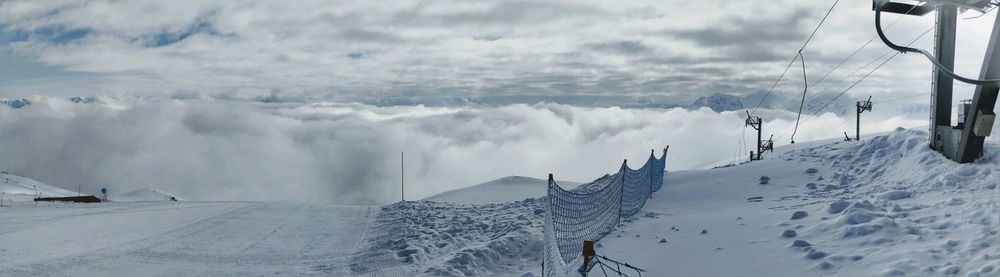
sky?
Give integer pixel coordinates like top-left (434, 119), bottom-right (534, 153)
top-left (0, 0), bottom-right (995, 103)
top-left (0, 0), bottom-right (997, 204)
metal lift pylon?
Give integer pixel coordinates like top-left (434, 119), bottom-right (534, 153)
top-left (856, 96), bottom-right (872, 141)
top-left (745, 111), bottom-right (765, 161)
top-left (874, 0), bottom-right (1000, 163)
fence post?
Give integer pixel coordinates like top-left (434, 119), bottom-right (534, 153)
top-left (649, 149), bottom-right (655, 198)
top-left (618, 159), bottom-right (627, 226)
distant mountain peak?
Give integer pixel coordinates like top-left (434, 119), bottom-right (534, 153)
top-left (689, 93), bottom-right (744, 112)
top-left (0, 98), bottom-right (31, 109)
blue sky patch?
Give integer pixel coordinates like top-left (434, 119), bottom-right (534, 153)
top-left (0, 27), bottom-right (90, 45)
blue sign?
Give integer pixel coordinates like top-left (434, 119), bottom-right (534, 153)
top-left (101, 187), bottom-right (107, 194)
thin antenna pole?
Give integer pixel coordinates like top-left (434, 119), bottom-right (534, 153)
top-left (401, 151), bottom-right (405, 202)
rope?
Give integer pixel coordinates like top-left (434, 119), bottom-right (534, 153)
top-left (763, 3), bottom-right (918, 122)
top-left (751, 0), bottom-right (841, 115)
top-left (790, 51), bottom-right (808, 144)
top-left (775, 26), bottom-right (933, 142)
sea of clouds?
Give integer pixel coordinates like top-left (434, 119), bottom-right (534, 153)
top-left (0, 97), bottom-right (924, 204)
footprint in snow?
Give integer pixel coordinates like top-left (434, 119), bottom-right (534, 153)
top-left (790, 211), bottom-right (809, 220)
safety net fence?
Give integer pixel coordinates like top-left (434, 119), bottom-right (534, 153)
top-left (543, 147), bottom-right (668, 276)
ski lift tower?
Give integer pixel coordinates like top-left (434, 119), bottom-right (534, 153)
top-left (874, 0), bottom-right (1000, 163)
top-left (745, 111), bottom-right (763, 161)
top-left (856, 96), bottom-right (873, 141)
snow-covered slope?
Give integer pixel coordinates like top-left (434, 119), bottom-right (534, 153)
top-left (0, 202), bottom-right (377, 276)
top-left (425, 176), bottom-right (581, 204)
top-left (594, 128), bottom-right (1000, 276)
top-left (0, 172), bottom-right (76, 202)
top-left (114, 188), bottom-right (183, 202)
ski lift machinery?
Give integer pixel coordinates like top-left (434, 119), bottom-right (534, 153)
top-left (873, 0), bottom-right (1000, 163)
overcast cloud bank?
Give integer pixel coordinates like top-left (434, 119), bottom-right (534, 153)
top-left (0, 98), bottom-right (923, 204)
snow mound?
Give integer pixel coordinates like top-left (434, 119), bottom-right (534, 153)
top-left (425, 176), bottom-right (580, 205)
top-left (114, 188), bottom-right (182, 202)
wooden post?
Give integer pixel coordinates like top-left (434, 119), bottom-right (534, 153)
top-left (580, 240), bottom-right (597, 274)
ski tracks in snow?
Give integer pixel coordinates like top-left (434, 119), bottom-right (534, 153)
top-left (0, 202), bottom-right (378, 276)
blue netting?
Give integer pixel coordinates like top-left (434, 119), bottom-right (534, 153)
top-left (542, 147), bottom-right (668, 277)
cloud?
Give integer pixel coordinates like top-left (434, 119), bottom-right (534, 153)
top-left (663, 8), bottom-right (811, 49)
top-left (583, 40), bottom-right (651, 55)
top-left (0, 98), bottom-right (925, 205)
top-left (1, 0), bottom-right (990, 107)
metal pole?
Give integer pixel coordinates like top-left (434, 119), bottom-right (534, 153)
top-left (857, 104), bottom-right (861, 141)
top-left (399, 151), bottom-right (406, 202)
top-left (931, 3), bottom-right (957, 150)
top-left (757, 120), bottom-right (764, 160)
top-left (957, 9), bottom-right (1000, 162)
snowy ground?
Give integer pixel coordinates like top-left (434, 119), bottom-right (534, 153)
top-left (599, 128), bottom-right (1000, 277)
top-left (1, 201), bottom-right (377, 276)
top-left (4, 127), bottom-right (1000, 276)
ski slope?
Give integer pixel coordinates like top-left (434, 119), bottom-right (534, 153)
top-left (114, 188), bottom-right (183, 202)
top-left (1, 172), bottom-right (77, 201)
top-left (1, 202), bottom-right (378, 276)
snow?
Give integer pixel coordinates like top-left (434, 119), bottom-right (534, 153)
top-left (352, 200), bottom-right (546, 276)
top-left (5, 127), bottom-right (1000, 276)
top-left (592, 128), bottom-right (1000, 276)
top-left (1, 202), bottom-right (378, 276)
top-left (425, 176), bottom-right (580, 205)
top-left (0, 172), bottom-right (77, 205)
top-left (114, 188), bottom-right (183, 202)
